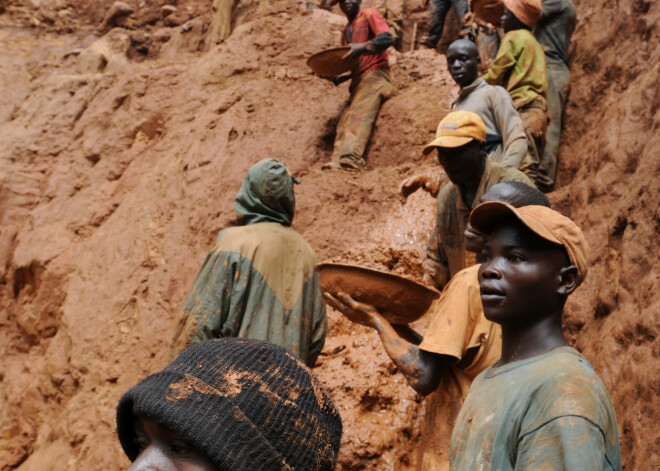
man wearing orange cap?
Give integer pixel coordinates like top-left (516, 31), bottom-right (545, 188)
top-left (420, 110), bottom-right (532, 290)
top-left (325, 181), bottom-right (551, 471)
top-left (450, 203), bottom-right (621, 470)
top-left (483, 0), bottom-right (548, 188)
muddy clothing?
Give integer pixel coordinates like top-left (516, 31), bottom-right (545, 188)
top-left (537, 63), bottom-right (569, 191)
top-left (332, 9), bottom-right (394, 167)
top-left (450, 346), bottom-right (622, 471)
top-left (484, 29), bottom-right (548, 185)
top-left (452, 78), bottom-right (528, 168)
top-left (169, 159), bottom-right (327, 367)
top-left (208, 0), bottom-right (234, 46)
top-left (361, 0), bottom-right (405, 42)
top-left (424, 159), bottom-right (533, 289)
top-left (332, 68), bottom-right (395, 166)
top-left (427, 0), bottom-right (469, 47)
top-left (483, 29), bottom-right (548, 109)
top-left (342, 8), bottom-right (393, 78)
top-left (417, 265), bottom-right (502, 471)
top-left (534, 0), bottom-right (577, 191)
top-left (534, 0), bottom-right (577, 66)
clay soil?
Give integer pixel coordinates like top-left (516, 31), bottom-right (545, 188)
top-left (0, 1), bottom-right (658, 470)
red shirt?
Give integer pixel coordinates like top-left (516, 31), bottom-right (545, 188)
top-left (341, 8), bottom-right (390, 78)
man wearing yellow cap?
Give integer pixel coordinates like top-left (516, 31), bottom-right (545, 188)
top-left (483, 0), bottom-right (548, 187)
top-left (450, 203), bottom-right (621, 470)
top-left (421, 110), bottom-right (532, 290)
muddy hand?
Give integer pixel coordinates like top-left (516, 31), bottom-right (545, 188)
top-left (342, 43), bottom-right (366, 60)
top-left (323, 292), bottom-right (379, 328)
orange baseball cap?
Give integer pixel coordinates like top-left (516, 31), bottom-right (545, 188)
top-left (469, 202), bottom-right (590, 285)
top-left (423, 111), bottom-right (487, 155)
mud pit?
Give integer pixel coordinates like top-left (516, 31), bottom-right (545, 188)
top-left (0, 1), bottom-right (658, 470)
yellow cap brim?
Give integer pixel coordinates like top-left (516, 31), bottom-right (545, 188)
top-left (469, 202), bottom-right (561, 244)
top-left (422, 135), bottom-right (475, 155)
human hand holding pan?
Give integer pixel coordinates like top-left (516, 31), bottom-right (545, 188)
top-left (317, 263), bottom-right (440, 325)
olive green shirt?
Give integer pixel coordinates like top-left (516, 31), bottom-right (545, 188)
top-left (424, 159), bottom-right (533, 289)
top-left (483, 29), bottom-right (548, 109)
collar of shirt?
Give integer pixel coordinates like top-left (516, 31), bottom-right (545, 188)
top-left (453, 78), bottom-right (486, 107)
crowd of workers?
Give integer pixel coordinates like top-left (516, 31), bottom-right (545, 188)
top-left (115, 1), bottom-right (623, 470)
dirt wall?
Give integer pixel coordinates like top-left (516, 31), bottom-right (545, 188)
top-left (0, 0), bottom-right (658, 470)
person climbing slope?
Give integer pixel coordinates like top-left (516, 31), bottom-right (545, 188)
top-left (450, 202), bottom-right (621, 470)
top-left (326, 181), bottom-right (550, 471)
top-left (168, 159), bottom-right (327, 367)
top-left (321, 0), bottom-right (395, 170)
top-left (483, 0), bottom-right (548, 187)
top-left (117, 338), bottom-right (342, 470)
top-left (533, 0), bottom-right (577, 192)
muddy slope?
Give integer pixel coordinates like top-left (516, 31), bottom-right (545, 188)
top-left (0, 1), bottom-right (658, 470)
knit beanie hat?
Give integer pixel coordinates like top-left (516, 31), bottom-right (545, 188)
top-left (116, 338), bottom-right (342, 470)
top-left (503, 0), bottom-right (542, 28)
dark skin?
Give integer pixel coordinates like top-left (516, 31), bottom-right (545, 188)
top-left (479, 221), bottom-right (578, 365)
top-left (501, 7), bottom-right (531, 33)
top-left (446, 39), bottom-right (481, 88)
top-left (325, 183), bottom-right (529, 396)
top-left (129, 416), bottom-right (217, 471)
top-left (436, 141), bottom-right (487, 208)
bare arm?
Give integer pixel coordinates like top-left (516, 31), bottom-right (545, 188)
top-left (324, 292), bottom-right (452, 396)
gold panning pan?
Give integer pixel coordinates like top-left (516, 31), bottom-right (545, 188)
top-left (307, 46), bottom-right (358, 76)
top-left (317, 262), bottom-right (440, 324)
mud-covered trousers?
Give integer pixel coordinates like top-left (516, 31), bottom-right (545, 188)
top-left (333, 68), bottom-right (395, 168)
top-left (428, 0), bottom-right (468, 45)
top-left (537, 60), bottom-right (570, 192)
top-left (518, 97), bottom-right (548, 188)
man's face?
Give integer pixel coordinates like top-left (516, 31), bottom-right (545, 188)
top-left (339, 0), bottom-right (360, 18)
top-left (128, 416), bottom-right (217, 471)
top-left (478, 222), bottom-right (567, 326)
top-left (446, 43), bottom-right (480, 87)
top-left (435, 141), bottom-right (484, 186)
top-left (501, 7), bottom-right (518, 33)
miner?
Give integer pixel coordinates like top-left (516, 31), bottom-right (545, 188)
top-left (321, 0), bottom-right (395, 170)
top-left (449, 202), bottom-right (621, 470)
top-left (533, 0), bottom-right (577, 192)
top-left (117, 338), bottom-right (342, 470)
top-left (168, 159), bottom-right (327, 367)
top-left (483, 0), bottom-right (548, 187)
top-left (420, 0), bottom-right (469, 49)
top-left (414, 111), bottom-right (532, 290)
top-left (325, 181), bottom-right (550, 470)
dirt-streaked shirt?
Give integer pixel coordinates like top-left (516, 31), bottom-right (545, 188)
top-left (534, 0), bottom-right (577, 66)
top-left (483, 29), bottom-right (548, 108)
top-left (452, 78), bottom-right (528, 168)
top-left (424, 159), bottom-right (533, 289)
top-left (169, 222), bottom-right (327, 367)
top-left (342, 8), bottom-right (391, 78)
top-left (450, 346), bottom-right (622, 471)
top-left (416, 265), bottom-right (502, 470)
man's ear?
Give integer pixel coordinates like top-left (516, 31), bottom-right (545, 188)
top-left (476, 54), bottom-right (482, 67)
top-left (557, 266), bottom-right (579, 296)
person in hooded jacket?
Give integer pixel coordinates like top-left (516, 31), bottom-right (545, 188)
top-left (168, 159), bottom-right (327, 367)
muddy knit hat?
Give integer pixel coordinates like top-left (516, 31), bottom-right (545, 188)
top-left (116, 338), bottom-right (342, 470)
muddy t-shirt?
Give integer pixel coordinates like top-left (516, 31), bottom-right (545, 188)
top-left (342, 8), bottom-right (391, 78)
top-left (450, 346), bottom-right (622, 470)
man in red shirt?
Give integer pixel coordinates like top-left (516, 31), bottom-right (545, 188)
top-left (322, 0), bottom-right (395, 170)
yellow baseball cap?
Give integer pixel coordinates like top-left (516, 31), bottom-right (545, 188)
top-left (469, 202), bottom-right (590, 286)
top-left (423, 111), bottom-right (487, 155)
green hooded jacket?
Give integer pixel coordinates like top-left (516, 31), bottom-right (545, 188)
top-left (169, 159), bottom-right (327, 366)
